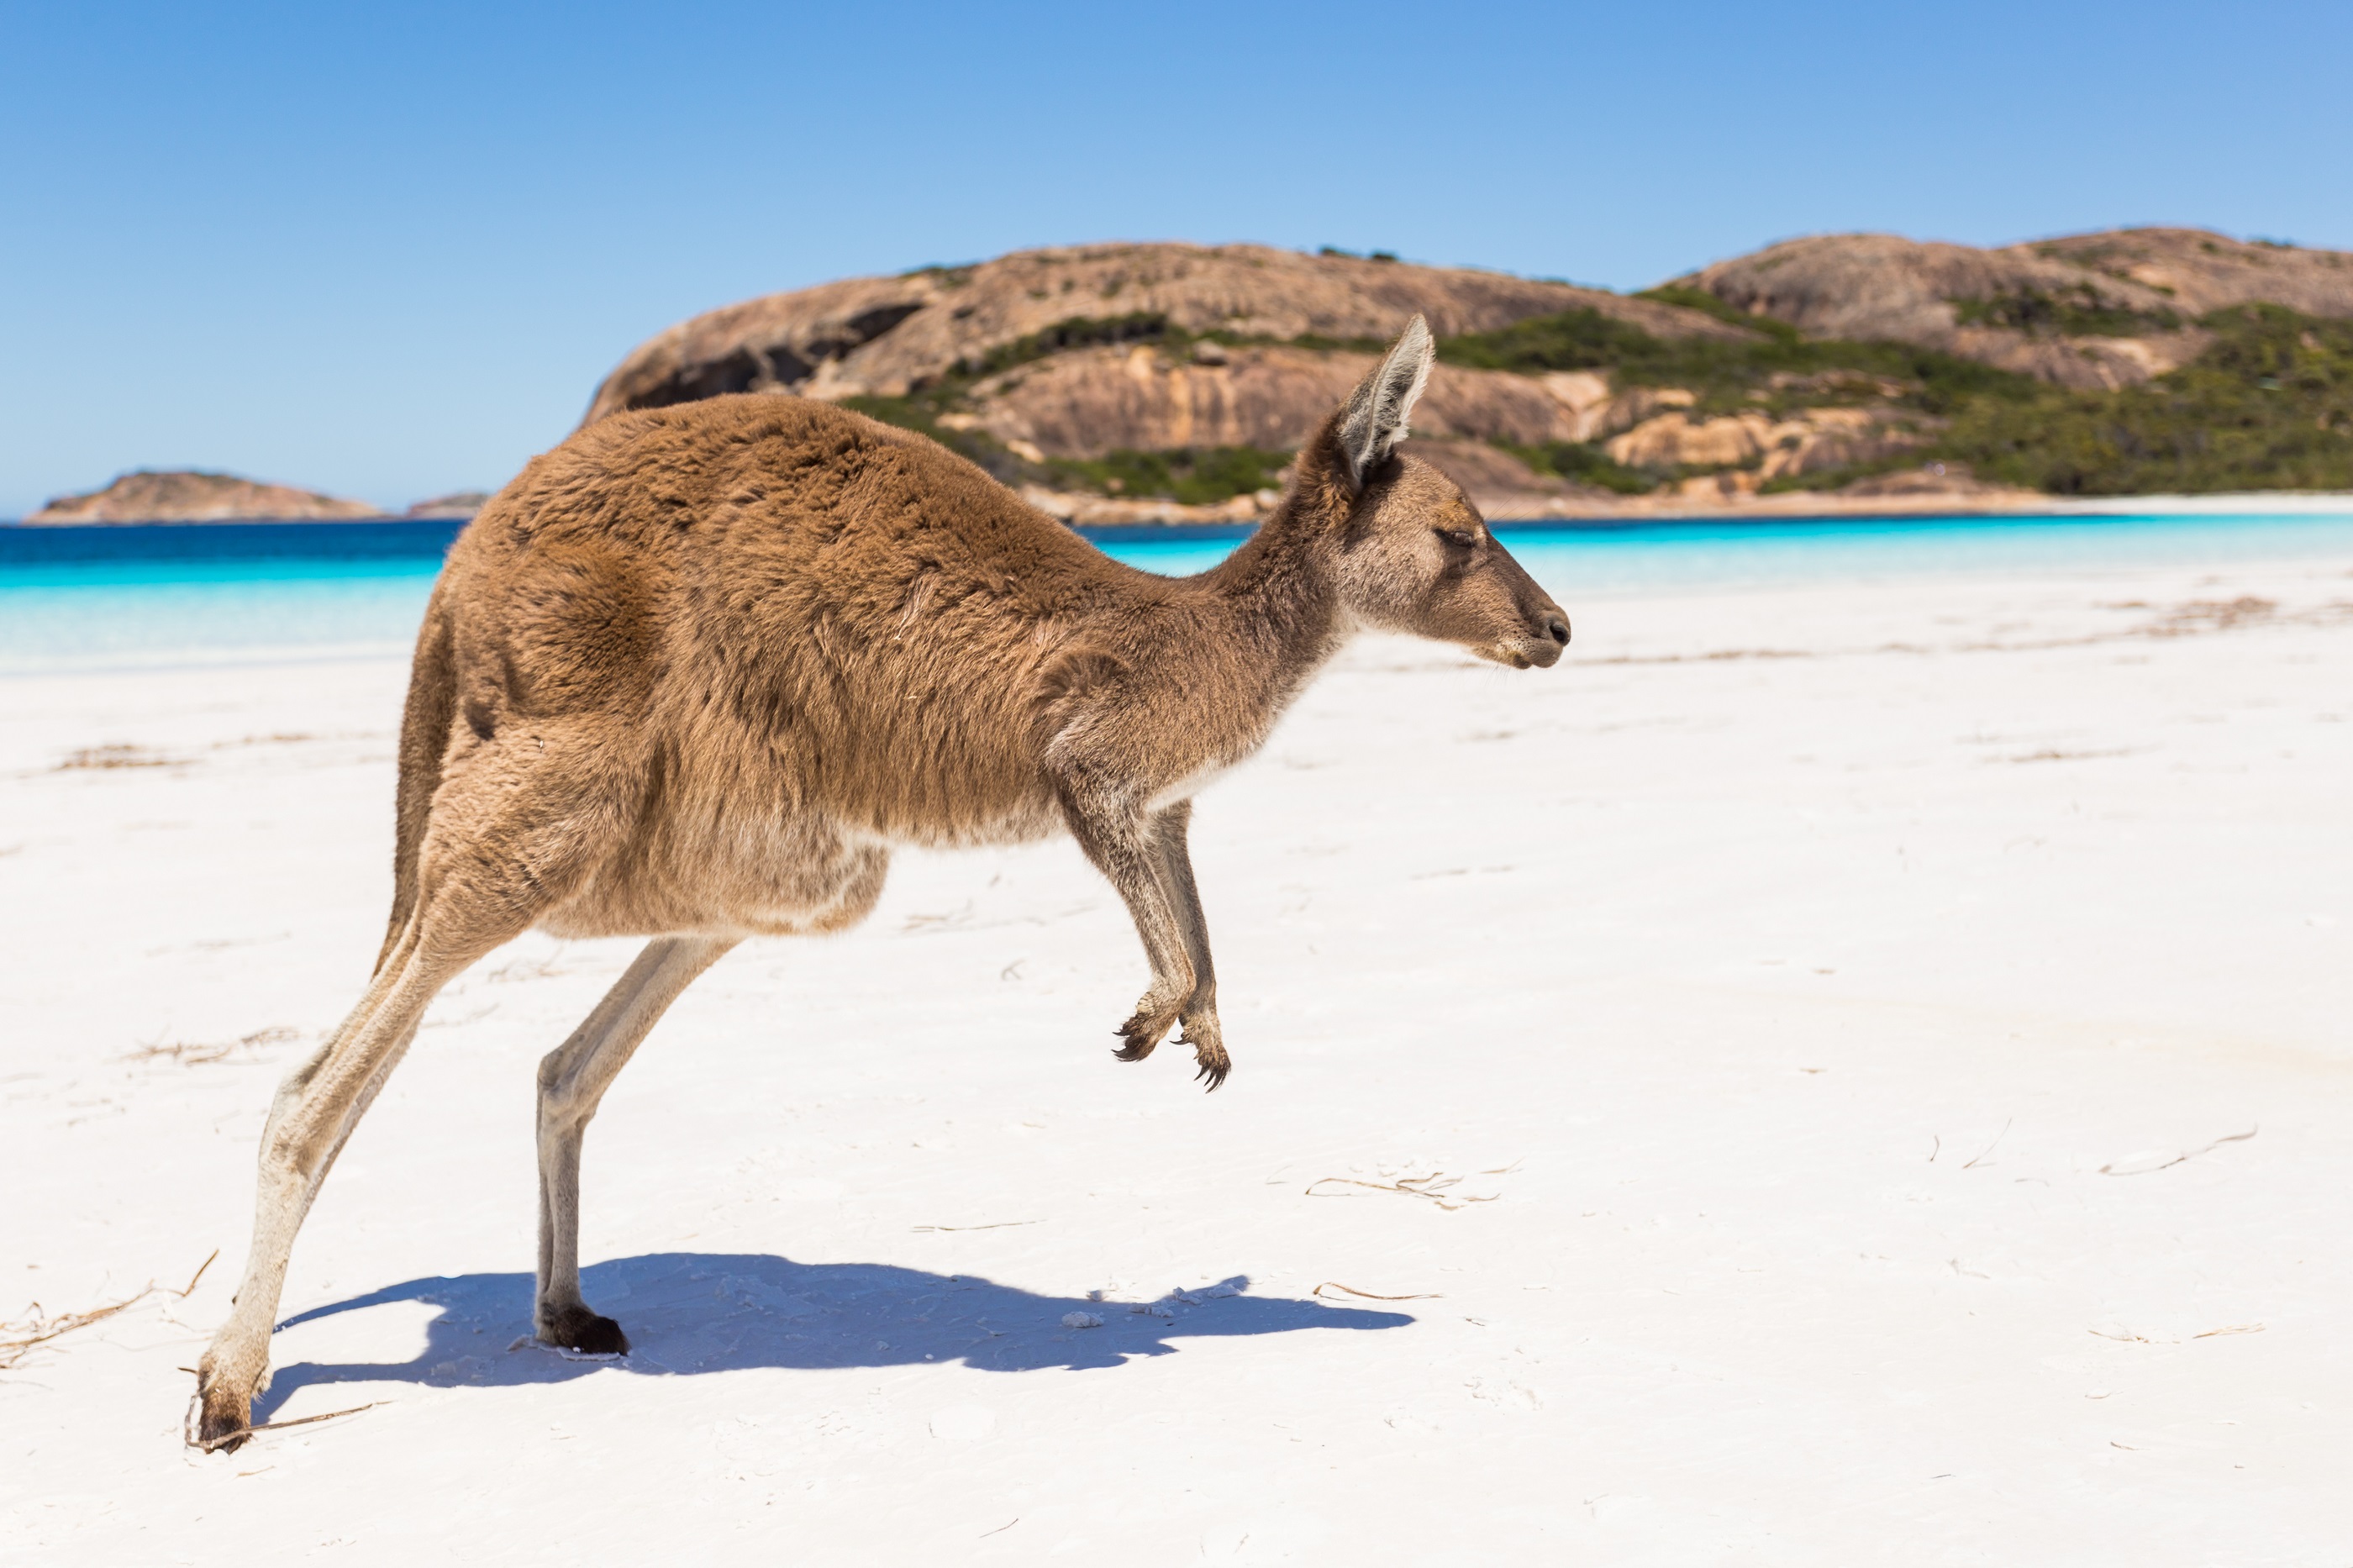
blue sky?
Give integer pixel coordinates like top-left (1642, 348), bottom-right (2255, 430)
top-left (3, 0), bottom-right (2348, 516)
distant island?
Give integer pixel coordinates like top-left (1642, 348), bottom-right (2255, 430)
top-left (20, 471), bottom-right (488, 525)
top-left (401, 490), bottom-right (492, 519)
top-left (583, 229), bottom-right (2353, 521)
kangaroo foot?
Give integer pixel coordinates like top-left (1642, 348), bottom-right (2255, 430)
top-left (191, 1359), bottom-right (256, 1453)
top-left (1113, 1001), bottom-right (1179, 1064)
top-left (192, 1375), bottom-right (255, 1450)
top-left (1179, 1017), bottom-right (1231, 1092)
top-left (538, 1302), bottom-right (630, 1355)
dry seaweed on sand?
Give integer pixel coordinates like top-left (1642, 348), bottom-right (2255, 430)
top-left (2100, 1127), bottom-right (2256, 1176)
top-left (184, 1400), bottom-right (384, 1454)
top-left (0, 1250), bottom-right (215, 1372)
top-left (1304, 1163), bottom-right (1514, 1211)
top-left (123, 1025), bottom-right (300, 1067)
top-left (1313, 1282), bottom-right (1443, 1302)
top-left (53, 743), bottom-right (185, 771)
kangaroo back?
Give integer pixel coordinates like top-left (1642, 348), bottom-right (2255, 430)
top-left (378, 584), bottom-right (456, 973)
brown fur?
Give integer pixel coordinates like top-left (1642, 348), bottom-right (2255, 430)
top-left (193, 320), bottom-right (1567, 1449)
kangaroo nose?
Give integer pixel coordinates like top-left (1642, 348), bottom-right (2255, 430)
top-left (1544, 613), bottom-right (1571, 647)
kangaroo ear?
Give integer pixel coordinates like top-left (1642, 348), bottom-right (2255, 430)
top-left (1335, 314), bottom-right (1434, 490)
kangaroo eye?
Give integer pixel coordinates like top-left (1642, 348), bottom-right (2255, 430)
top-left (1435, 526), bottom-right (1479, 549)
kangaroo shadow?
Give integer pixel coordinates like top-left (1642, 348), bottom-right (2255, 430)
top-left (255, 1252), bottom-right (1411, 1422)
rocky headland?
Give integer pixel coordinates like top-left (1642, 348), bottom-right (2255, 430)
top-left (582, 243), bottom-right (1748, 421)
top-left (18, 473), bottom-right (496, 525)
top-left (585, 232), bottom-right (2353, 521)
top-left (24, 471), bottom-right (387, 524)
top-left (402, 491), bottom-right (492, 519)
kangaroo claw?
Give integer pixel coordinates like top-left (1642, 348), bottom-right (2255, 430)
top-left (1181, 1030), bottom-right (1231, 1092)
top-left (1113, 992), bottom-right (1184, 1064)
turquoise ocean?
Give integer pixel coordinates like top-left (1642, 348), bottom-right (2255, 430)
top-left (6, 510), bottom-right (2353, 676)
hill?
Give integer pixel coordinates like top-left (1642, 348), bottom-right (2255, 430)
top-left (583, 231), bottom-right (2353, 518)
top-left (582, 241), bottom-right (1746, 421)
top-left (24, 471), bottom-right (386, 524)
top-left (1669, 227), bottom-right (2353, 391)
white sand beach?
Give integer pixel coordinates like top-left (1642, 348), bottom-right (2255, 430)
top-left (3, 545), bottom-right (2350, 1562)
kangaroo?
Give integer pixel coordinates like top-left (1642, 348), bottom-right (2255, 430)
top-left (192, 316), bottom-right (1570, 1449)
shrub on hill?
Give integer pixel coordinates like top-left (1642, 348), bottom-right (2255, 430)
top-left (857, 302), bottom-right (2353, 502)
top-left (841, 384), bottom-right (1287, 508)
top-left (1929, 304), bottom-right (2353, 493)
top-left (838, 392), bottom-right (1032, 486)
top-left (959, 313), bottom-right (1176, 378)
top-left (1950, 284), bottom-right (2182, 337)
top-left (1045, 447), bottom-right (1291, 507)
top-left (1440, 305), bottom-right (2038, 418)
top-left (1494, 439), bottom-right (1661, 495)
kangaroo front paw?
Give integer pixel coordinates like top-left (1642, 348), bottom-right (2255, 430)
top-left (538, 1302), bottom-right (630, 1355)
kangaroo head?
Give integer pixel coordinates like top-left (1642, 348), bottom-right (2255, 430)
top-left (1298, 315), bottom-right (1571, 670)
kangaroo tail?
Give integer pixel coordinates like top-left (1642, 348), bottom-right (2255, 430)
top-left (379, 587), bottom-right (456, 974)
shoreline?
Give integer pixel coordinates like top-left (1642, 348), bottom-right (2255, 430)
top-left (1034, 486), bottom-right (2353, 529)
top-left (12, 510), bottom-right (2353, 678)
top-left (8, 489), bottom-right (2353, 540)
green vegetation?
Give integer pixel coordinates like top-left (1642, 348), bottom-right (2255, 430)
top-left (843, 317), bottom-right (1291, 505)
top-left (1497, 439), bottom-right (1661, 495)
top-left (835, 391), bottom-right (1032, 487)
top-left (1440, 307), bottom-right (1667, 372)
top-left (1448, 299), bottom-right (2353, 497)
top-left (1634, 284), bottom-right (1792, 336)
top-left (898, 262), bottom-right (976, 288)
top-left (1046, 446), bottom-right (1291, 507)
top-left (958, 312), bottom-right (1174, 377)
top-left (1749, 450), bottom-right (1922, 496)
top-left (1930, 305), bottom-right (2353, 493)
top-left (851, 299), bottom-right (2353, 503)
top-left (849, 310), bottom-right (1374, 502)
top-left (1950, 283), bottom-right (2180, 337)
top-left (1440, 305), bottom-right (2038, 418)
top-left (846, 313), bottom-right (1196, 486)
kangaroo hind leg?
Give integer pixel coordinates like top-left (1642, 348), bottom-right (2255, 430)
top-left (535, 934), bottom-right (737, 1353)
top-left (194, 903), bottom-right (534, 1450)
top-left (196, 727), bottom-right (637, 1450)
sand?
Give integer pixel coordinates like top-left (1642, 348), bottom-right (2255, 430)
top-left (3, 546), bottom-right (2350, 1563)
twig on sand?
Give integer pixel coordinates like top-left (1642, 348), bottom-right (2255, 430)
top-left (2193, 1323), bottom-right (2266, 1339)
top-left (185, 1400), bottom-right (384, 1453)
top-left (1305, 1172), bottom-right (1499, 1211)
top-left (2, 1294), bottom-right (148, 1372)
top-left (177, 1249), bottom-right (218, 1297)
top-left (1961, 1119), bottom-right (2012, 1170)
top-left (1313, 1281), bottom-right (1441, 1302)
top-left (55, 743), bottom-right (182, 771)
top-left (124, 1027), bottom-right (298, 1067)
top-left (2099, 1128), bottom-right (2257, 1176)
top-left (980, 1518), bottom-right (1019, 1539)
top-left (0, 1249), bottom-right (216, 1373)
top-left (912, 1221), bottom-right (1039, 1233)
